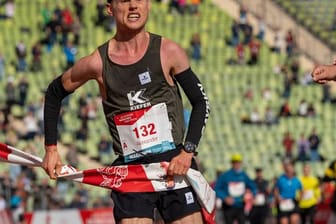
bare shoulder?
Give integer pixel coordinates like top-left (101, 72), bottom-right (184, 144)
top-left (161, 37), bottom-right (188, 60)
top-left (62, 49), bottom-right (103, 91)
top-left (79, 49), bottom-right (102, 77)
top-left (161, 37), bottom-right (190, 75)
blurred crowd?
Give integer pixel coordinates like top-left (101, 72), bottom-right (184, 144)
top-left (213, 154), bottom-right (335, 224)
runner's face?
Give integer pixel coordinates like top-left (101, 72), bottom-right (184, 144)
top-left (303, 165), bottom-right (310, 176)
top-left (108, 0), bottom-right (150, 32)
top-left (284, 163), bottom-right (294, 175)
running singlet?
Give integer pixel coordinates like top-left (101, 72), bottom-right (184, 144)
top-left (299, 175), bottom-right (320, 209)
top-left (98, 33), bottom-right (185, 161)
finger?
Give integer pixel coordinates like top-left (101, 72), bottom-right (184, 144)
top-left (48, 165), bottom-right (56, 179)
top-left (55, 164), bottom-right (63, 177)
top-left (166, 175), bottom-right (175, 188)
top-left (313, 68), bottom-right (324, 77)
top-left (167, 163), bottom-right (175, 176)
top-left (318, 80), bottom-right (328, 84)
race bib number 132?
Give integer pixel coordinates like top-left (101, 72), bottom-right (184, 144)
top-left (114, 103), bottom-right (175, 162)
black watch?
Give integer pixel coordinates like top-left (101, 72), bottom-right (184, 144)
top-left (183, 141), bottom-right (197, 155)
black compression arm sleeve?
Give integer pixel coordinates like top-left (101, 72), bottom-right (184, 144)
top-left (44, 75), bottom-right (73, 145)
top-left (175, 68), bottom-right (210, 146)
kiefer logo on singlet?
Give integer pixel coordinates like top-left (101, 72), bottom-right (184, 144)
top-left (127, 89), bottom-right (151, 110)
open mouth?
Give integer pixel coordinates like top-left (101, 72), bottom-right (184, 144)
top-left (128, 13), bottom-right (140, 21)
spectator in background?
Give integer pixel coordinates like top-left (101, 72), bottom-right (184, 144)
top-left (282, 67), bottom-right (292, 98)
top-left (282, 131), bottom-right (295, 159)
top-left (22, 111), bottom-right (39, 140)
top-left (5, 0), bottom-right (15, 19)
top-left (257, 16), bottom-right (266, 41)
top-left (18, 76), bottom-right (29, 107)
top-left (250, 108), bottom-right (261, 124)
top-left (239, 4), bottom-right (247, 25)
top-left (31, 41), bottom-right (43, 72)
top-left (290, 58), bottom-right (300, 84)
top-left (242, 22), bottom-right (253, 45)
top-left (215, 153), bottom-right (256, 224)
top-left (15, 40), bottom-right (27, 72)
top-left (285, 30), bottom-right (295, 58)
top-left (32, 178), bottom-right (53, 210)
top-left (86, 98), bottom-right (98, 120)
top-left (168, 0), bottom-right (179, 14)
top-left (178, 0), bottom-right (186, 15)
top-left (66, 144), bottom-right (79, 168)
top-left (43, 13), bottom-right (62, 52)
top-left (35, 97), bottom-right (45, 135)
top-left (40, 3), bottom-right (52, 28)
top-left (96, 0), bottom-right (107, 26)
top-left (53, 3), bottom-right (63, 24)
top-left (279, 101), bottom-right (292, 117)
top-left (236, 41), bottom-right (245, 65)
top-left (307, 103), bottom-right (316, 117)
top-left (189, 0), bottom-right (200, 15)
top-left (274, 159), bottom-right (302, 224)
top-left (60, 6), bottom-right (74, 45)
top-left (297, 133), bottom-right (310, 162)
top-left (98, 135), bottom-right (112, 162)
top-left (262, 87), bottom-right (272, 101)
top-left (249, 168), bottom-right (270, 224)
top-left (270, 29), bottom-right (282, 54)
top-left (321, 83), bottom-right (332, 103)
top-left (72, 15), bottom-right (82, 46)
top-left (76, 184), bottom-right (89, 209)
top-left (10, 189), bottom-right (24, 223)
top-left (297, 99), bottom-right (308, 117)
top-left (73, 0), bottom-right (84, 22)
top-left (0, 171), bottom-right (12, 204)
top-left (75, 125), bottom-right (88, 141)
top-left (190, 33), bottom-right (201, 61)
top-left (230, 20), bottom-right (240, 47)
top-left (0, 194), bottom-right (6, 211)
top-left (321, 159), bottom-right (336, 224)
top-left (0, 52), bottom-right (5, 81)
top-left (298, 163), bottom-right (321, 224)
top-left (63, 40), bottom-right (77, 70)
top-left (264, 106), bottom-right (277, 125)
top-left (248, 37), bottom-right (261, 65)
top-left (5, 76), bottom-right (16, 112)
top-left (308, 128), bottom-right (321, 162)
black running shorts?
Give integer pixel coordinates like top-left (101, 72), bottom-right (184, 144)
top-left (110, 148), bottom-right (202, 222)
top-left (111, 186), bottom-right (202, 222)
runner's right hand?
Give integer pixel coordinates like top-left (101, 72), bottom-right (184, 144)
top-left (42, 145), bottom-right (63, 179)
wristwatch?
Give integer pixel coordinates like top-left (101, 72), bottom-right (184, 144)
top-left (183, 141), bottom-right (197, 155)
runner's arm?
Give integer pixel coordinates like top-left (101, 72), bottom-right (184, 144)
top-left (44, 50), bottom-right (102, 146)
top-left (43, 50), bottom-right (102, 179)
top-left (164, 40), bottom-right (210, 148)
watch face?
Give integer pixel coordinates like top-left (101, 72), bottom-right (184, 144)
top-left (185, 142), bottom-right (196, 153)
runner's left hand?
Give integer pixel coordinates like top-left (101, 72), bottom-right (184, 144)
top-left (167, 150), bottom-right (193, 176)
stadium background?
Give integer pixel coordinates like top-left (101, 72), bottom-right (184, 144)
top-left (0, 0), bottom-right (336, 222)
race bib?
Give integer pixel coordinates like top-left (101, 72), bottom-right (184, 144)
top-left (279, 199), bottom-right (295, 212)
top-left (114, 103), bottom-right (175, 162)
top-left (302, 190), bottom-right (314, 200)
top-left (254, 193), bottom-right (266, 206)
top-left (228, 182), bottom-right (245, 197)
